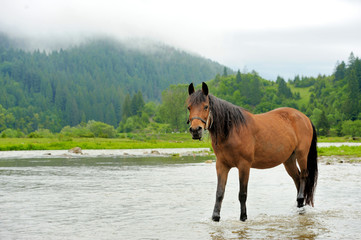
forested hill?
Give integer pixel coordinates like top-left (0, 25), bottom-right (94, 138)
top-left (0, 33), bottom-right (227, 132)
top-left (203, 53), bottom-right (361, 136)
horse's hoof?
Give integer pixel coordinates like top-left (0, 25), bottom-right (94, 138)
top-left (298, 207), bottom-right (306, 215)
top-left (297, 198), bottom-right (304, 208)
top-left (240, 215), bottom-right (247, 222)
top-left (212, 215), bottom-right (220, 222)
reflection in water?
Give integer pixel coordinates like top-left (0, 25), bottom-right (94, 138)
top-left (0, 156), bottom-right (360, 239)
top-left (217, 213), bottom-right (328, 240)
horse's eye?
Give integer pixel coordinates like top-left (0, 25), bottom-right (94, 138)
top-left (204, 105), bottom-right (208, 110)
top-left (187, 107), bottom-right (190, 111)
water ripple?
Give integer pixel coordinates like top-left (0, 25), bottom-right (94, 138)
top-left (0, 156), bottom-right (360, 239)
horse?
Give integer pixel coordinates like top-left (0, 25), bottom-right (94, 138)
top-left (187, 82), bottom-right (318, 222)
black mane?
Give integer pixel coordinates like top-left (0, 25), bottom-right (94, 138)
top-left (188, 90), bottom-right (247, 141)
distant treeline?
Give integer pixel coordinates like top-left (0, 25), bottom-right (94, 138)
top-left (1, 31), bottom-right (361, 137)
top-left (204, 53), bottom-right (361, 137)
top-left (0, 33), bottom-right (226, 133)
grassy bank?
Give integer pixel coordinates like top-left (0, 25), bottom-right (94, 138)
top-left (318, 136), bottom-right (361, 142)
top-left (318, 146), bottom-right (361, 157)
top-left (0, 134), bottom-right (360, 158)
top-left (0, 133), bottom-right (211, 151)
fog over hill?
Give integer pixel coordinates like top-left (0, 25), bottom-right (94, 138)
top-left (0, 33), bottom-right (228, 132)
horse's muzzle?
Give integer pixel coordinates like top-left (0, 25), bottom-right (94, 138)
top-left (189, 126), bottom-right (203, 140)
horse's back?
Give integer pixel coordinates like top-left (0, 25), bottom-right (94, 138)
top-left (251, 107), bottom-right (313, 169)
top-left (257, 107), bottom-right (312, 132)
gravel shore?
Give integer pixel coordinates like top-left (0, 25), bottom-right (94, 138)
top-left (0, 142), bottom-right (360, 160)
top-left (0, 148), bottom-right (212, 159)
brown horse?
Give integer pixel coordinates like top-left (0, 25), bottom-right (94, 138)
top-left (187, 82), bottom-right (318, 222)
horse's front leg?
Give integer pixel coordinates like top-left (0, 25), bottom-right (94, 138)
top-left (238, 163), bottom-right (250, 221)
top-left (212, 161), bottom-right (230, 222)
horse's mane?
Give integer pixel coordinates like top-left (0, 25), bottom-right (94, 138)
top-left (188, 90), bottom-right (247, 141)
top-left (209, 95), bottom-right (247, 141)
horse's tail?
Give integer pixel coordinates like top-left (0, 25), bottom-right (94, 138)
top-left (304, 122), bottom-right (318, 207)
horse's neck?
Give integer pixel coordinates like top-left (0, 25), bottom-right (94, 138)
top-left (209, 110), bottom-right (254, 147)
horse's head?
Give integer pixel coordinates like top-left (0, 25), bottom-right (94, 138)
top-left (187, 82), bottom-right (212, 140)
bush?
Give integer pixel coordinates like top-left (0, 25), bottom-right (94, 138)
top-left (60, 121), bottom-right (116, 138)
top-left (1, 129), bottom-right (25, 138)
top-left (342, 120), bottom-right (361, 137)
top-left (60, 125), bottom-right (94, 138)
top-left (87, 120), bottom-right (116, 138)
top-left (27, 129), bottom-right (54, 138)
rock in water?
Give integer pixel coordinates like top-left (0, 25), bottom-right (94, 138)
top-left (69, 147), bottom-right (83, 154)
top-left (151, 150), bottom-right (160, 155)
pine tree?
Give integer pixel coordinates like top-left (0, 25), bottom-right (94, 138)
top-left (249, 76), bottom-right (262, 105)
top-left (236, 70), bottom-right (242, 83)
top-left (135, 91), bottom-right (145, 116)
top-left (223, 67), bottom-right (228, 77)
top-left (319, 110), bottom-right (330, 136)
top-left (122, 94), bottom-right (131, 119)
top-left (105, 103), bottom-right (117, 126)
top-left (344, 68), bottom-right (360, 120)
top-left (334, 61), bottom-right (346, 81)
top-left (276, 76), bottom-right (293, 98)
top-left (348, 52), bottom-right (356, 66)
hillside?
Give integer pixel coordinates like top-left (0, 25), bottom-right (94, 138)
top-left (0, 33), bottom-right (228, 132)
top-left (200, 55), bottom-right (361, 136)
top-left (1, 32), bottom-right (360, 137)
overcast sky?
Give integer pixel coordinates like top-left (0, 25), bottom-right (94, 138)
top-left (1, 0), bottom-right (361, 80)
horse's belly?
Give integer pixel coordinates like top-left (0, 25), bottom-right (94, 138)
top-left (252, 143), bottom-right (294, 169)
top-left (251, 159), bottom-right (283, 169)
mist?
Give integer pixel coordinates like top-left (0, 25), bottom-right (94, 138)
top-left (1, 0), bottom-right (361, 80)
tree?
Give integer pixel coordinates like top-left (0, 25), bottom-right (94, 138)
top-left (65, 98), bottom-right (80, 126)
top-left (348, 52), bottom-right (356, 66)
top-left (334, 61), bottom-right (346, 82)
top-left (130, 91), bottom-right (145, 116)
top-left (0, 105), bottom-right (6, 132)
top-left (342, 120), bottom-right (361, 137)
top-left (105, 103), bottom-right (117, 127)
top-left (122, 94), bottom-right (131, 119)
top-left (318, 110), bottom-right (330, 136)
top-left (276, 76), bottom-right (293, 98)
top-left (236, 70), bottom-right (242, 83)
top-left (310, 108), bottom-right (322, 134)
top-left (159, 84), bottom-right (188, 132)
top-left (223, 67), bottom-right (228, 77)
top-left (344, 68), bottom-right (360, 120)
top-left (249, 76), bottom-right (262, 105)
top-left (135, 91), bottom-right (145, 115)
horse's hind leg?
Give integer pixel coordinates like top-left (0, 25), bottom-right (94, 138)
top-left (295, 152), bottom-right (309, 208)
top-left (283, 152), bottom-right (303, 207)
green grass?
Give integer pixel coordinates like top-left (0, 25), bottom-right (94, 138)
top-left (1, 134), bottom-right (360, 158)
top-left (0, 133), bottom-right (212, 151)
top-left (317, 146), bottom-right (361, 157)
top-left (288, 84), bottom-right (312, 106)
top-left (318, 136), bottom-right (361, 143)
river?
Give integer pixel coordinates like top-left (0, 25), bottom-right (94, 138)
top-left (0, 155), bottom-right (360, 239)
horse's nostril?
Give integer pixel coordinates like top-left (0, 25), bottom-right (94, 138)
top-left (190, 126), bottom-right (202, 133)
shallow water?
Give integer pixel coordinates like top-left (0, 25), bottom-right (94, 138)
top-left (0, 156), bottom-right (360, 239)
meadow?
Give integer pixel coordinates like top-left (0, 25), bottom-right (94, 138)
top-left (0, 133), bottom-right (209, 151)
top-left (0, 133), bottom-right (360, 158)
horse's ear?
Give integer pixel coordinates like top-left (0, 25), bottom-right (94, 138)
top-left (188, 83), bottom-right (195, 95)
top-left (202, 82), bottom-right (209, 96)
